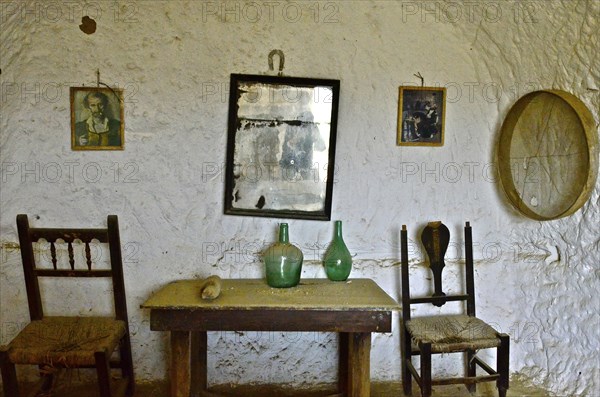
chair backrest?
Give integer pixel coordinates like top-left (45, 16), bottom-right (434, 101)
top-left (401, 221), bottom-right (476, 322)
top-left (16, 214), bottom-right (128, 324)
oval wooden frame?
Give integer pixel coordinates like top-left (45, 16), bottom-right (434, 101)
top-left (497, 90), bottom-right (598, 220)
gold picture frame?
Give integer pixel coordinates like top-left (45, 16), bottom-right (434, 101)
top-left (70, 87), bottom-right (124, 150)
top-left (397, 86), bottom-right (446, 146)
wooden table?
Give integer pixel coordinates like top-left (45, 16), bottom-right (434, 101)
top-left (141, 278), bottom-right (399, 397)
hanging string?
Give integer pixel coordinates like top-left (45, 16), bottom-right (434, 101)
top-left (95, 69), bottom-right (123, 103)
top-left (414, 72), bottom-right (425, 87)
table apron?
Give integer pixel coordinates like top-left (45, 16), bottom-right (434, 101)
top-left (150, 309), bottom-right (392, 333)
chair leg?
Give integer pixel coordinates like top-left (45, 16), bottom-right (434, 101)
top-left (0, 348), bottom-right (20, 397)
top-left (401, 325), bottom-right (413, 396)
top-left (119, 334), bottom-right (135, 396)
top-left (420, 342), bottom-right (432, 397)
top-left (95, 351), bottom-right (113, 397)
top-left (40, 374), bottom-right (55, 395)
top-left (38, 365), bottom-right (54, 394)
top-left (466, 349), bottom-right (476, 394)
top-left (497, 333), bottom-right (510, 397)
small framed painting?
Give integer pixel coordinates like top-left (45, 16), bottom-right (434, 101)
top-left (70, 87), bottom-right (124, 150)
top-left (397, 86), bottom-right (446, 146)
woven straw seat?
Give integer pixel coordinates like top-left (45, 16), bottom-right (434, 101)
top-left (8, 317), bottom-right (126, 367)
top-left (406, 314), bottom-right (500, 353)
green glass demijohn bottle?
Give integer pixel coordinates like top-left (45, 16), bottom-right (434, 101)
top-left (263, 223), bottom-right (303, 288)
top-left (323, 220), bottom-right (352, 281)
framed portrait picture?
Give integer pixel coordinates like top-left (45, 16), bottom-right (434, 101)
top-left (397, 86), bottom-right (446, 146)
top-left (224, 73), bottom-right (340, 220)
top-left (70, 87), bottom-right (124, 150)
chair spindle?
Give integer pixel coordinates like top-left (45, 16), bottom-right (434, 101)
top-left (68, 242), bottom-right (75, 270)
top-left (50, 242), bottom-right (58, 269)
top-left (85, 242), bottom-right (92, 270)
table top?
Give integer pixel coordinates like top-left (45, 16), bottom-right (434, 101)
top-left (141, 278), bottom-right (400, 312)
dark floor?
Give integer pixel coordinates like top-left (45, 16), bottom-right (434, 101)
top-left (2, 378), bottom-right (551, 397)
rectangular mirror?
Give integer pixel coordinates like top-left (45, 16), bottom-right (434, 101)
top-left (224, 74), bottom-right (340, 220)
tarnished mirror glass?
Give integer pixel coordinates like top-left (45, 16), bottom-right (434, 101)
top-left (224, 74), bottom-right (340, 220)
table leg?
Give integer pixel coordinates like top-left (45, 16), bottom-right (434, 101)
top-left (348, 332), bottom-right (371, 397)
top-left (191, 331), bottom-right (208, 397)
top-left (339, 332), bottom-right (349, 395)
top-left (171, 331), bottom-right (191, 397)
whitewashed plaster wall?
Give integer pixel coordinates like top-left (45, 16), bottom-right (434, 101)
top-left (1, 1), bottom-right (598, 395)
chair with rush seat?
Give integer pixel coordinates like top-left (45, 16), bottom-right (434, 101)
top-left (400, 221), bottom-right (509, 397)
top-left (0, 215), bottom-right (135, 397)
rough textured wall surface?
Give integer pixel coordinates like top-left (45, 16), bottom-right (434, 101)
top-left (0, 1), bottom-right (598, 395)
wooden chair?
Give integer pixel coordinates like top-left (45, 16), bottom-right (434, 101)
top-left (400, 221), bottom-right (509, 397)
top-left (0, 215), bottom-right (135, 397)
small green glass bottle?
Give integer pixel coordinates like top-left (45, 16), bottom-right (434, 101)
top-left (323, 220), bottom-right (352, 281)
top-left (263, 223), bottom-right (303, 288)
